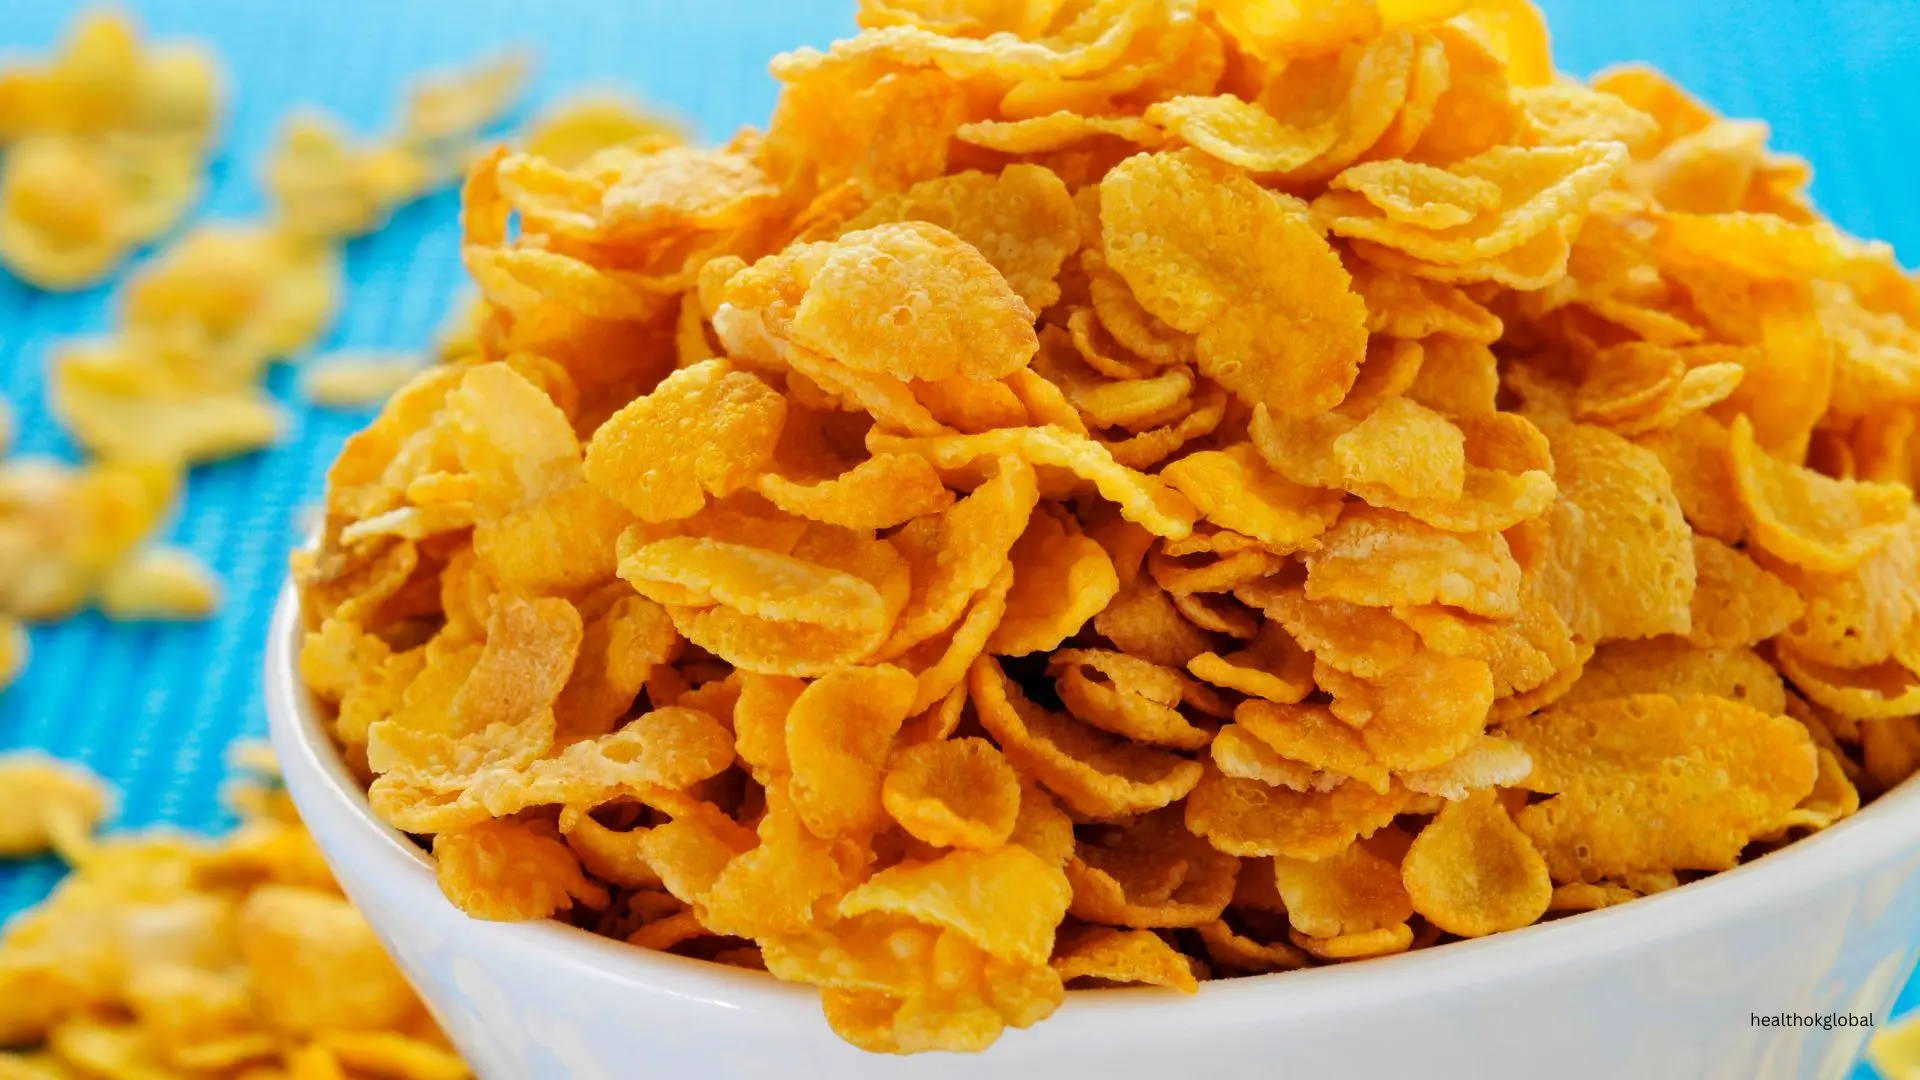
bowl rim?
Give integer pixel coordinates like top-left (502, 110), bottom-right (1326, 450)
top-left (267, 581), bottom-right (1920, 1020)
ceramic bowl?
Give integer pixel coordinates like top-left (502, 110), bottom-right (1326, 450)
top-left (265, 584), bottom-right (1920, 1080)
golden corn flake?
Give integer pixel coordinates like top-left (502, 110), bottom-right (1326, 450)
top-left (1505, 694), bottom-right (1817, 881)
top-left (790, 221), bottom-right (1040, 382)
top-left (1537, 416), bottom-right (1696, 640)
top-left (1187, 621), bottom-right (1315, 704)
top-left (956, 112), bottom-right (1161, 155)
top-left (1304, 506), bottom-right (1522, 618)
top-left (1273, 828), bottom-right (1413, 939)
top-left (1210, 724), bottom-right (1320, 791)
top-left (972, 657), bottom-right (1203, 819)
top-left (1318, 650), bottom-right (1495, 771)
top-left (1767, 514), bottom-right (1920, 669)
top-left (434, 818), bottom-right (608, 921)
top-left (620, 536), bottom-right (888, 631)
top-left (1101, 150), bottom-right (1368, 418)
top-left (1065, 808), bottom-right (1239, 929)
top-left (1143, 94), bottom-right (1338, 176)
top-left (844, 165), bottom-right (1080, 312)
top-left (759, 452), bottom-right (953, 531)
top-left (882, 737), bottom-right (1022, 849)
top-left (838, 845), bottom-right (1070, 967)
top-left (787, 664), bottom-right (919, 838)
top-left (1560, 639), bottom-right (1788, 719)
top-left (584, 359), bottom-right (787, 523)
top-left (1727, 413), bottom-right (1910, 574)
top-left (989, 503), bottom-right (1120, 656)
top-left (1186, 768), bottom-right (1405, 862)
top-left (1237, 578), bottom-right (1420, 678)
top-left (1333, 396), bottom-right (1466, 502)
top-left (1682, 536), bottom-right (1803, 651)
top-left (1232, 700), bottom-right (1390, 794)
top-left (302, 351), bottom-right (428, 409)
top-left (1054, 653), bottom-right (1214, 751)
top-left (1053, 926), bottom-right (1199, 993)
top-left (1159, 443), bottom-right (1344, 551)
top-left (1399, 734), bottom-right (1534, 801)
top-left (869, 425), bottom-right (1197, 539)
top-left (1401, 789), bottom-right (1551, 937)
top-left (1774, 647), bottom-right (1920, 722)
top-left (1331, 158), bottom-right (1503, 230)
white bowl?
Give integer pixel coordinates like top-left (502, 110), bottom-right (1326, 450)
top-left (266, 584), bottom-right (1920, 1080)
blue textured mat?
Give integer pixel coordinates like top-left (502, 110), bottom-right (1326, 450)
top-left (2, 1), bottom-right (1917, 1073)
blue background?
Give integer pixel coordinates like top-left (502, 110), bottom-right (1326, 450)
top-left (1, 1), bottom-right (1916, 1073)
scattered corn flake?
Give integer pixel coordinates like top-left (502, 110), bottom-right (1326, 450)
top-left (0, 752), bottom-right (114, 858)
top-left (302, 351), bottom-right (429, 409)
top-left (95, 545), bottom-right (222, 621)
top-left (522, 93), bottom-right (686, 169)
top-left (0, 616), bottom-right (25, 692)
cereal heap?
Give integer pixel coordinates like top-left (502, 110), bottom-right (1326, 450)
top-left (0, 750), bottom-right (472, 1080)
top-left (0, 9), bottom-right (224, 291)
top-left (299, 0), bottom-right (1920, 1055)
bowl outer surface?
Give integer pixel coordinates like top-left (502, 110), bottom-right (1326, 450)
top-left (267, 585), bottom-right (1920, 1080)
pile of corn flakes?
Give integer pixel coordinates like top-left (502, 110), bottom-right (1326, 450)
top-left (0, 9), bottom-right (224, 291)
top-left (296, 0), bottom-right (1920, 1056)
top-left (0, 750), bottom-right (471, 1080)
